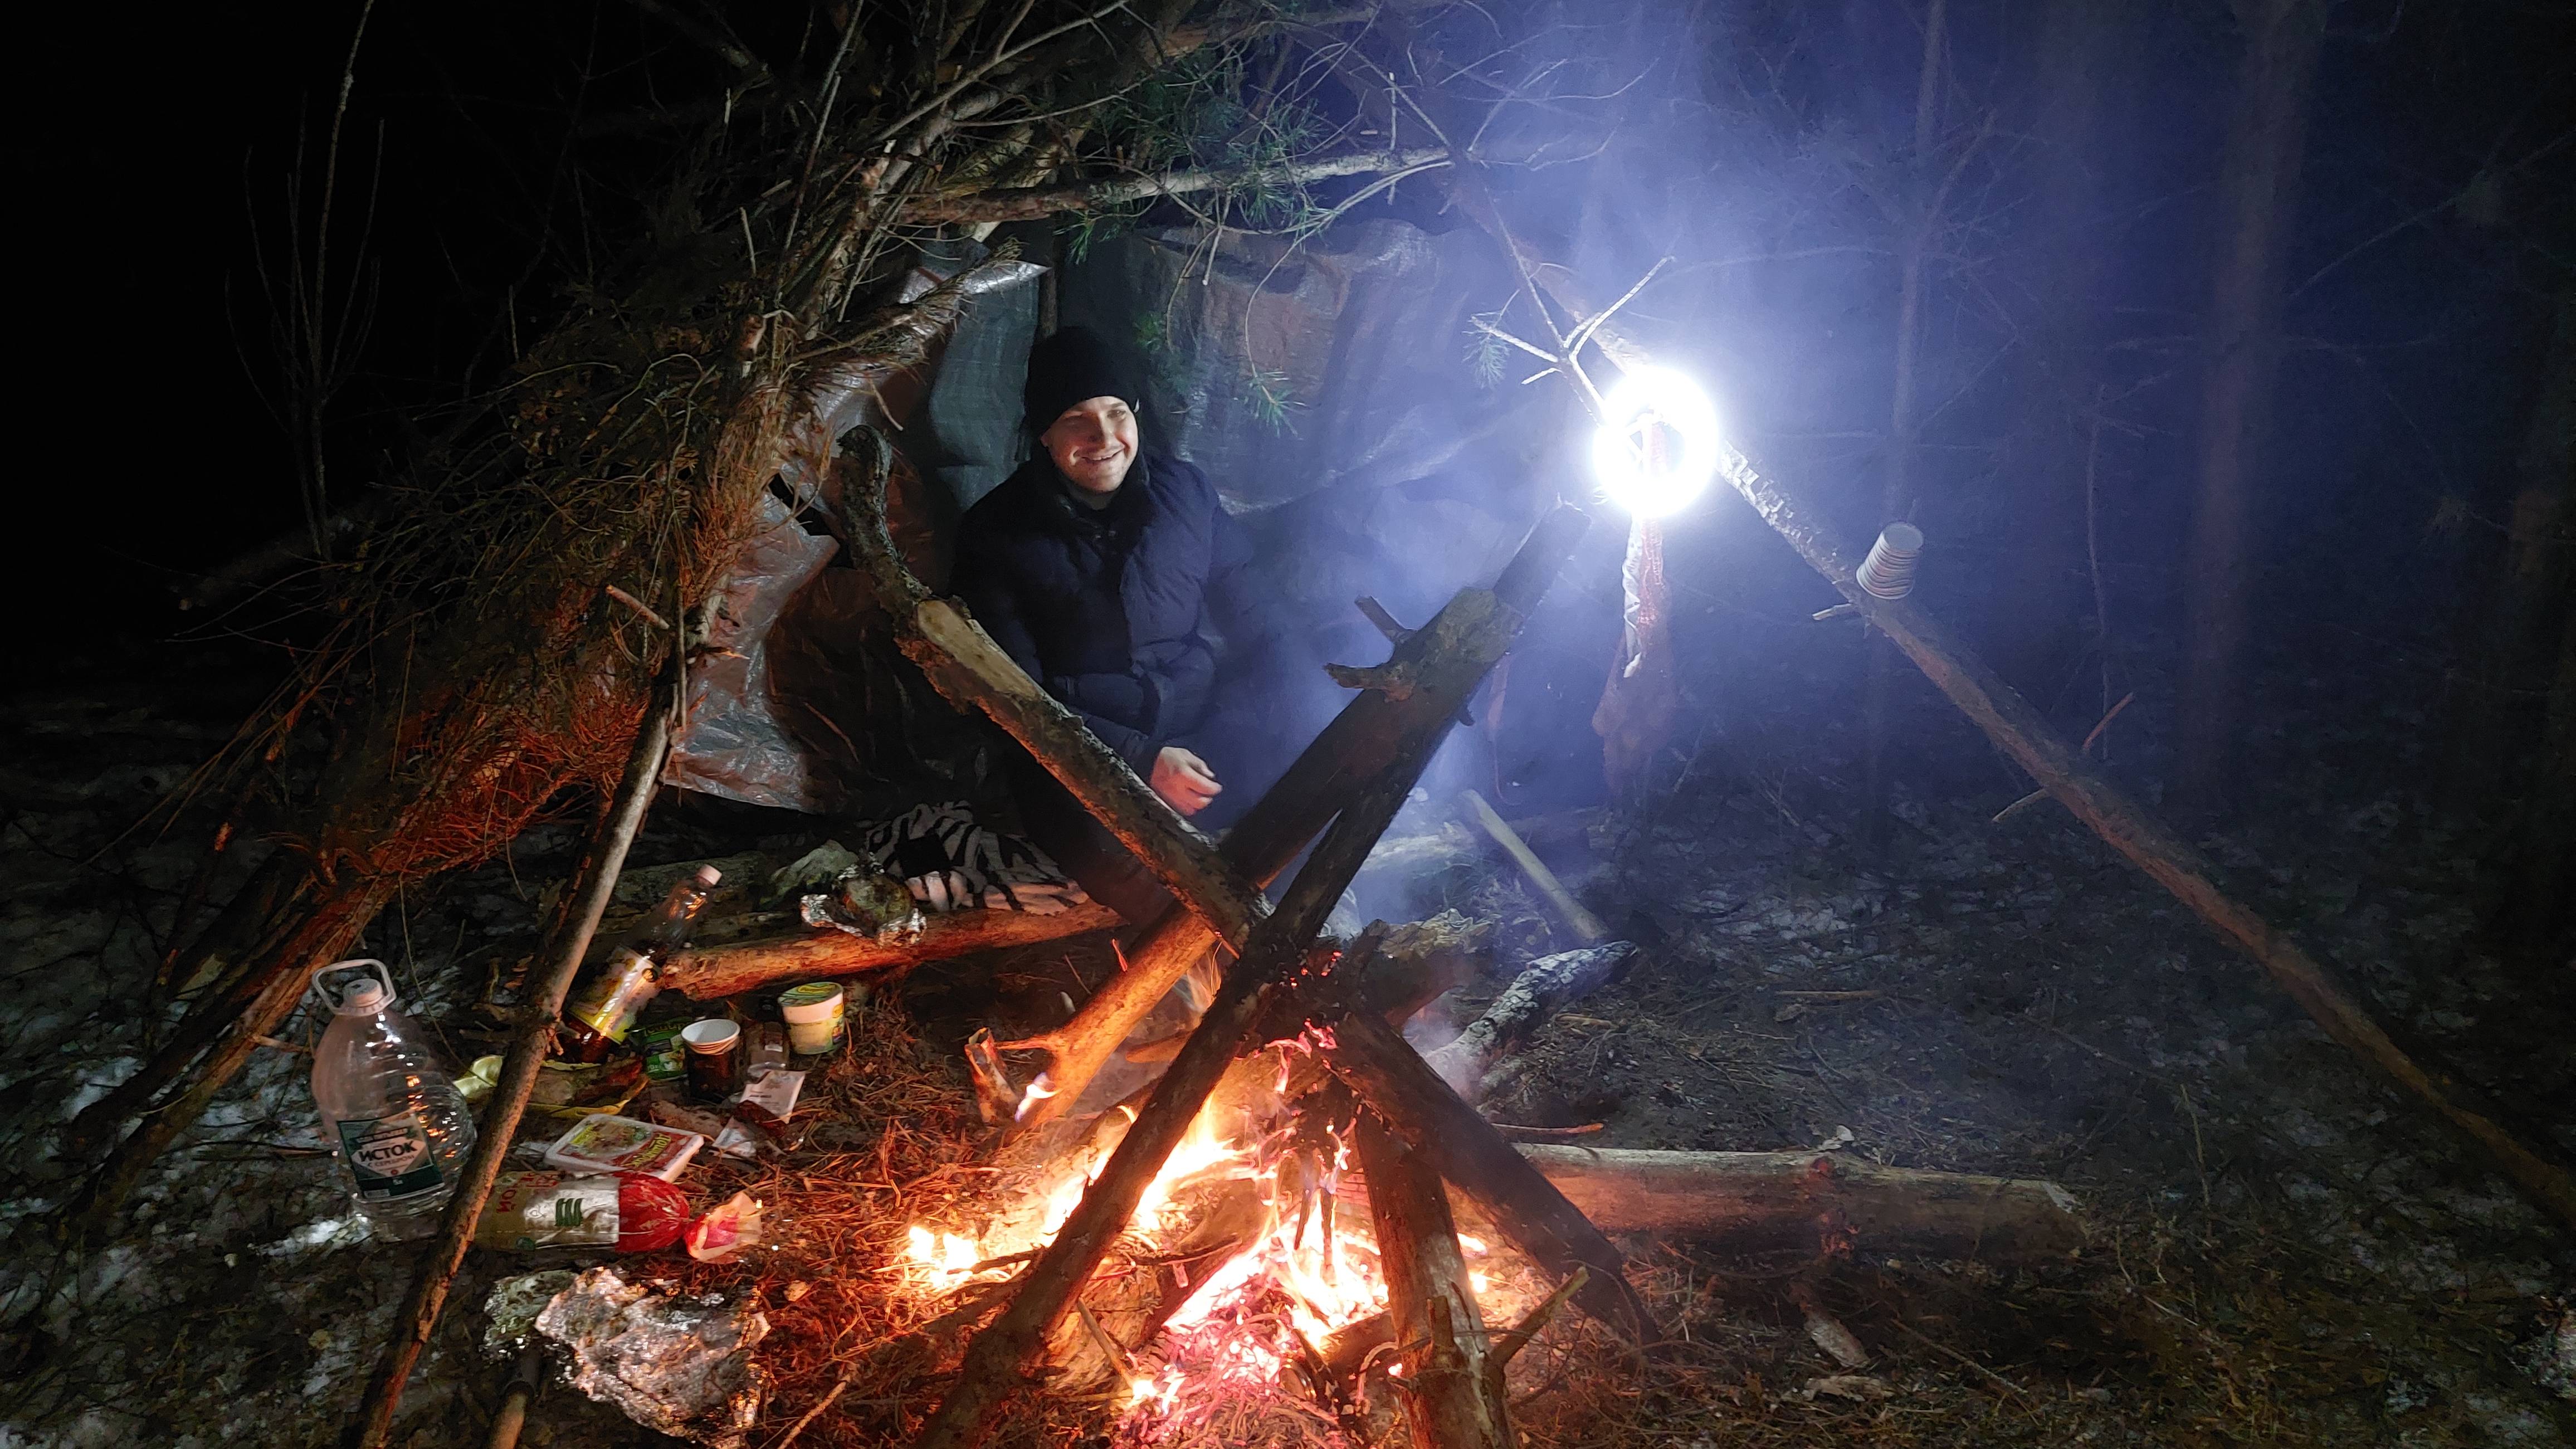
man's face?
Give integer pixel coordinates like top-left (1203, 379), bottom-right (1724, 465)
top-left (1040, 396), bottom-right (1139, 497)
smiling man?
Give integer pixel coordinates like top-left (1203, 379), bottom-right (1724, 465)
top-left (949, 325), bottom-right (1253, 922)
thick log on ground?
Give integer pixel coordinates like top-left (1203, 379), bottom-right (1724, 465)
top-left (1423, 941), bottom-right (1637, 1099)
top-left (1003, 505), bottom-right (1592, 1129)
top-left (1359, 1116), bottom-right (1515, 1449)
top-left (655, 901), bottom-right (1121, 999)
top-left (1448, 208), bottom-right (2576, 1232)
top-left (1516, 1148), bottom-right (2084, 1262)
top-left (1324, 1009), bottom-right (1656, 1340)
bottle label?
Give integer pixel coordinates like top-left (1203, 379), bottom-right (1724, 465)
top-left (570, 950), bottom-right (657, 1043)
top-left (338, 1111), bottom-right (443, 1200)
top-left (474, 1172), bottom-right (621, 1250)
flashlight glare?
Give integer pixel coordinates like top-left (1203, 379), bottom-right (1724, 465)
top-left (1591, 367), bottom-right (1720, 517)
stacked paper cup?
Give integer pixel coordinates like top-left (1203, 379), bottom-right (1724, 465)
top-left (1856, 523), bottom-right (1924, 601)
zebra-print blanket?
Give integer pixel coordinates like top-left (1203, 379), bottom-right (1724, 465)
top-left (849, 802), bottom-right (1089, 915)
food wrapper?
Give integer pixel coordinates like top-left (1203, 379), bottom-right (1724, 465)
top-left (533, 1267), bottom-right (768, 1447)
top-left (458, 1055), bottom-right (646, 1120)
top-left (715, 1070), bottom-right (804, 1160)
top-left (544, 1114), bottom-right (705, 1181)
top-left (685, 1192), bottom-right (764, 1263)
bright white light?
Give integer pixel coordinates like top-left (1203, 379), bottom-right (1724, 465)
top-left (1589, 367), bottom-right (1720, 517)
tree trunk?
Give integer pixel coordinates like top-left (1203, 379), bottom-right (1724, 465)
top-left (2002, 0), bottom-right (2130, 690)
top-left (1861, 0), bottom-right (1949, 852)
top-left (2448, 299), bottom-right (2576, 962)
top-left (2500, 614), bottom-right (2576, 962)
top-left (2177, 0), bottom-right (2328, 816)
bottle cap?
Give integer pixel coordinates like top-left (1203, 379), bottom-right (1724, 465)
top-left (312, 958), bottom-right (400, 1015)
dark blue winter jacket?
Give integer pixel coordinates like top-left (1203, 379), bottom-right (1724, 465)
top-left (949, 453), bottom-right (1250, 774)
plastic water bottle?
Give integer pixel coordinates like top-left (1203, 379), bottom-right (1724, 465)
top-left (310, 959), bottom-right (479, 1241)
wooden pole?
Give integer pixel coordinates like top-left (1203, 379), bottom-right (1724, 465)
top-left (1461, 789), bottom-right (1606, 943)
top-left (344, 659), bottom-right (682, 1449)
top-left (1358, 1116), bottom-right (1515, 1449)
top-left (906, 569), bottom-right (1553, 1449)
top-left (1715, 448), bottom-right (2576, 1231)
top-left (1323, 1008), bottom-right (1658, 1339)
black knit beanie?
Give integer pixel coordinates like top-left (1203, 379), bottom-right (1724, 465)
top-left (1023, 326), bottom-right (1141, 435)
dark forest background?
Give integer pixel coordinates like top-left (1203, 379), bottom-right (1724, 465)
top-left (15, 0), bottom-right (2573, 963)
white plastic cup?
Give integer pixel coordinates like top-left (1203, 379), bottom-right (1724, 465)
top-left (779, 982), bottom-right (846, 1056)
top-left (1856, 523), bottom-right (1924, 601)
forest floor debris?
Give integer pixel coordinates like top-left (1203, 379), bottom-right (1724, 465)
top-left (0, 636), bottom-right (2570, 1447)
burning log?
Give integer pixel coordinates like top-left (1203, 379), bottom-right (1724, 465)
top-left (1514, 1148), bottom-right (2083, 1262)
top-left (1321, 1009), bottom-right (1657, 1340)
top-left (1423, 941), bottom-right (1638, 1099)
top-left (1357, 1117), bottom-right (1515, 1449)
top-left (653, 900), bottom-right (1121, 1000)
top-left (1001, 505), bottom-right (1593, 1130)
top-left (908, 536), bottom-right (1568, 1449)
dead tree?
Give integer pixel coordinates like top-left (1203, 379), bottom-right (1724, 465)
top-left (2178, 0), bottom-right (2330, 814)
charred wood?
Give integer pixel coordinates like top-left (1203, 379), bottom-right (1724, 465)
top-left (1322, 1009), bottom-right (1657, 1340)
top-left (1423, 941), bottom-right (1637, 1100)
top-left (1359, 1116), bottom-right (1515, 1449)
top-left (908, 544), bottom-right (1553, 1449)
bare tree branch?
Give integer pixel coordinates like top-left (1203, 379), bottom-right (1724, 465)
top-left (899, 144), bottom-right (1450, 222)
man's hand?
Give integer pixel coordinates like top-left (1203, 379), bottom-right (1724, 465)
top-left (1149, 747), bottom-right (1223, 817)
